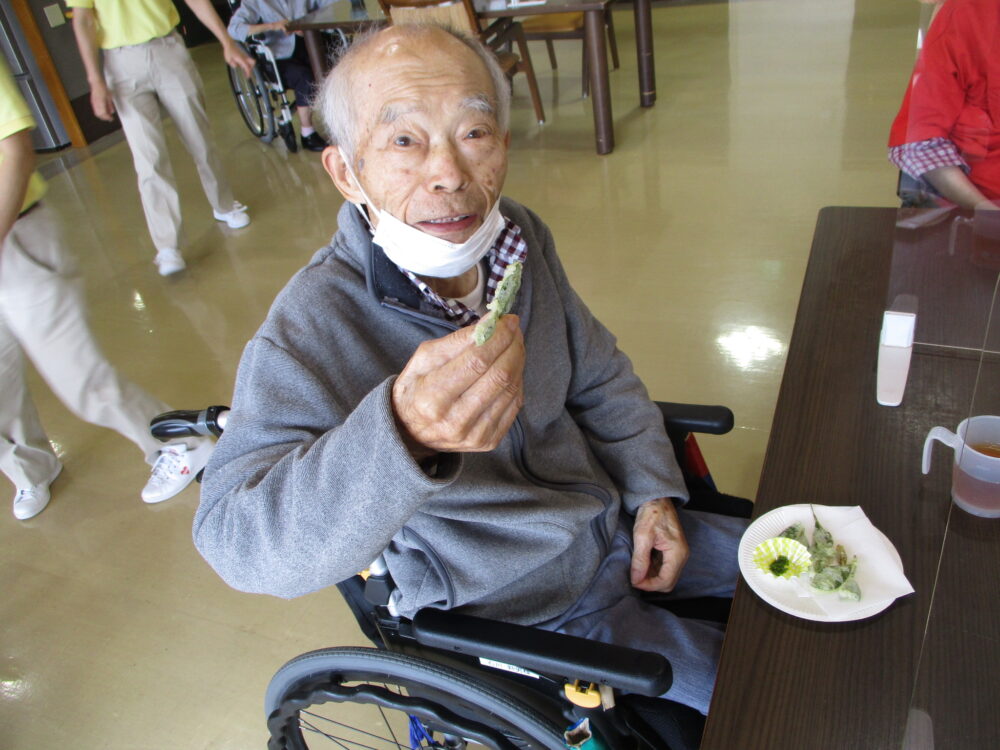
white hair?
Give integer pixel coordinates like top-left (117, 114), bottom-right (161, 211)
top-left (313, 24), bottom-right (511, 167)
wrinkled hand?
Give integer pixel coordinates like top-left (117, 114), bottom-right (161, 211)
top-left (223, 40), bottom-right (256, 77)
top-left (89, 81), bottom-right (115, 122)
top-left (630, 498), bottom-right (690, 592)
top-left (392, 315), bottom-right (525, 461)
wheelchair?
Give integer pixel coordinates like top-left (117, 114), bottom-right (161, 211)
top-left (224, 1), bottom-right (349, 153)
top-left (152, 402), bottom-right (751, 749)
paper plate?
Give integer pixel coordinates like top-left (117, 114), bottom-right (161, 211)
top-left (738, 504), bottom-right (909, 622)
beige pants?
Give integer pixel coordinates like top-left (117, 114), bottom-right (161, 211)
top-left (0, 204), bottom-right (169, 489)
top-left (103, 31), bottom-right (235, 255)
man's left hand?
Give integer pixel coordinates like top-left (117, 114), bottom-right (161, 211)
top-left (223, 40), bottom-right (256, 77)
top-left (630, 498), bottom-right (689, 592)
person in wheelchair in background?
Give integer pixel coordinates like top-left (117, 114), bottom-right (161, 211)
top-left (228, 0), bottom-right (337, 152)
top-left (193, 23), bottom-right (749, 717)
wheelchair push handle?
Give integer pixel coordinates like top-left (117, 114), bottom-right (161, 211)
top-left (150, 406), bottom-right (230, 441)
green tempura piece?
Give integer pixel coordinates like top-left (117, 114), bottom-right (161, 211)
top-left (779, 522), bottom-right (808, 548)
top-left (806, 507), bottom-right (863, 600)
top-left (811, 563), bottom-right (848, 591)
top-left (474, 261), bottom-right (523, 346)
top-left (809, 507), bottom-right (836, 563)
top-left (838, 559), bottom-right (861, 601)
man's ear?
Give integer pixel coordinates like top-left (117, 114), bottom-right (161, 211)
top-left (322, 145), bottom-right (364, 204)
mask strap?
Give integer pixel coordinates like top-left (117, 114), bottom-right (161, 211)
top-left (339, 147), bottom-right (377, 232)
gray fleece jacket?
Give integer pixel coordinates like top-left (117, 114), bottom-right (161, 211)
top-left (194, 198), bottom-right (687, 625)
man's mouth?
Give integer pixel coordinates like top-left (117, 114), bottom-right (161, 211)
top-left (416, 214), bottom-right (478, 235)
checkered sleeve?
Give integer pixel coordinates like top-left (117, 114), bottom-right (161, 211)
top-left (888, 137), bottom-right (968, 179)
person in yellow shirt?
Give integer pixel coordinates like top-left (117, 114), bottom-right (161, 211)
top-left (0, 59), bottom-right (212, 520)
top-left (68, 0), bottom-right (255, 275)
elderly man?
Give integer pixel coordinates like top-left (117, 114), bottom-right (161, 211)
top-left (194, 24), bottom-right (747, 715)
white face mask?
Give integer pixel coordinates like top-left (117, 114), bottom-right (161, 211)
top-left (340, 149), bottom-right (505, 278)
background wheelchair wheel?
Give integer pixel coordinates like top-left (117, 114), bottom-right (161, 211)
top-left (265, 647), bottom-right (569, 750)
top-left (279, 121), bottom-right (298, 153)
top-left (228, 63), bottom-right (276, 143)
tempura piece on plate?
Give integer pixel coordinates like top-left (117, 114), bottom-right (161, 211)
top-left (779, 521), bottom-right (809, 548)
top-left (838, 559), bottom-right (861, 601)
top-left (808, 507), bottom-right (862, 599)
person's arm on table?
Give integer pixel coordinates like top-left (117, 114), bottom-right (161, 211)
top-left (70, 8), bottom-right (115, 122)
top-left (183, 0), bottom-right (255, 76)
top-left (923, 165), bottom-right (998, 210)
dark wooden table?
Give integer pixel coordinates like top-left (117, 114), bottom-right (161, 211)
top-left (288, 0), bottom-right (657, 155)
top-left (700, 207), bottom-right (1000, 750)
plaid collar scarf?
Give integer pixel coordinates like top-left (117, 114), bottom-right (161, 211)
top-left (393, 218), bottom-right (528, 327)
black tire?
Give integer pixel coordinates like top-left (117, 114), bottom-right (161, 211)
top-left (279, 121), bottom-right (298, 153)
top-left (265, 647), bottom-right (569, 750)
top-left (228, 51), bottom-right (276, 143)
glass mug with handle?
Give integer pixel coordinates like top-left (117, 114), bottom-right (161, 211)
top-left (922, 415), bottom-right (1000, 518)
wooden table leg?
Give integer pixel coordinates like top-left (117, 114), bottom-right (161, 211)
top-left (634, 0), bottom-right (656, 107)
top-left (303, 29), bottom-right (326, 83)
top-left (584, 9), bottom-right (614, 155)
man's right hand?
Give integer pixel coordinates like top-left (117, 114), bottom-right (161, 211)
top-left (392, 315), bottom-right (525, 461)
top-left (90, 81), bottom-right (116, 122)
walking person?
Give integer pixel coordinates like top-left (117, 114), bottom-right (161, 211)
top-left (69, 0), bottom-right (256, 275)
top-left (0, 59), bottom-right (212, 520)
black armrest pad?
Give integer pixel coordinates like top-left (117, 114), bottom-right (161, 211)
top-left (656, 402), bottom-right (734, 436)
top-left (412, 609), bottom-right (672, 697)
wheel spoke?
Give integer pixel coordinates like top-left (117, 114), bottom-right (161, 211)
top-left (300, 708), bottom-right (410, 749)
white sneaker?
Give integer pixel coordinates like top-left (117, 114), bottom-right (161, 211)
top-left (213, 202), bottom-right (250, 229)
top-left (13, 465), bottom-right (61, 520)
top-left (141, 440), bottom-right (214, 504)
top-left (155, 248), bottom-right (186, 276)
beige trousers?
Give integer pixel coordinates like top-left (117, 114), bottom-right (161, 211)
top-left (103, 31), bottom-right (235, 255)
top-left (0, 204), bottom-right (169, 489)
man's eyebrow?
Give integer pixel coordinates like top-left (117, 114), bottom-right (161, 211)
top-left (377, 103), bottom-right (420, 125)
top-left (377, 95), bottom-right (495, 124)
top-left (462, 93), bottom-right (495, 117)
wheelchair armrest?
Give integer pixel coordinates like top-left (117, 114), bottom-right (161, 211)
top-left (655, 401), bottom-right (734, 436)
top-left (412, 609), bottom-right (672, 697)
top-left (149, 406), bottom-right (229, 441)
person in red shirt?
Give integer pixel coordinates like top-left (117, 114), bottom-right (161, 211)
top-left (888, 0), bottom-right (1000, 209)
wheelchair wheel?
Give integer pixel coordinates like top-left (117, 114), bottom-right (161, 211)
top-left (265, 647), bottom-right (569, 750)
top-left (228, 61), bottom-right (276, 143)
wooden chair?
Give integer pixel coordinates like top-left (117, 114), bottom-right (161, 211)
top-left (377, 0), bottom-right (546, 124)
top-left (520, 8), bottom-right (619, 97)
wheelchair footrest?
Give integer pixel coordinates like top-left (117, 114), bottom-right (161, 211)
top-left (412, 609), bottom-right (672, 697)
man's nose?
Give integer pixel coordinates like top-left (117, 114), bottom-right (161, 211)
top-left (425, 142), bottom-right (469, 193)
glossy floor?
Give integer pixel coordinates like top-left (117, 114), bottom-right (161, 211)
top-left (1, 0), bottom-right (921, 747)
